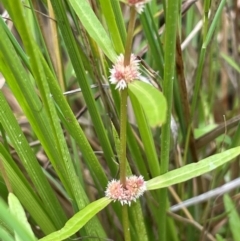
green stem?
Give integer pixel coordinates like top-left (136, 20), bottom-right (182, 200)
top-left (159, 1), bottom-right (179, 241)
top-left (203, 0), bottom-right (211, 41)
top-left (122, 205), bottom-right (131, 241)
top-left (119, 6), bottom-right (136, 241)
top-left (124, 7), bottom-right (136, 65)
top-left (119, 88), bottom-right (128, 186)
top-left (120, 5), bottom-right (136, 186)
top-left (191, 0), bottom-right (226, 117)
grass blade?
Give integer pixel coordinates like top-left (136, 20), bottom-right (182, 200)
top-left (40, 198), bottom-right (112, 241)
top-left (147, 147), bottom-right (240, 190)
top-left (223, 194), bottom-right (240, 241)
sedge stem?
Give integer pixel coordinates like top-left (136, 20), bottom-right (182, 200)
top-left (119, 88), bottom-right (128, 186)
top-left (124, 7), bottom-right (136, 65)
top-left (120, 6), bottom-right (136, 187)
top-left (122, 205), bottom-right (131, 241)
top-left (120, 6), bottom-right (136, 241)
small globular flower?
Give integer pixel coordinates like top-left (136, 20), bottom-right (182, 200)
top-left (109, 54), bottom-right (141, 91)
top-left (127, 0), bottom-right (152, 14)
top-left (105, 175), bottom-right (146, 205)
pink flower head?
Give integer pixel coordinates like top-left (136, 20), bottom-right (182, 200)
top-left (127, 0), bottom-right (152, 14)
top-left (105, 175), bottom-right (146, 205)
top-left (109, 54), bottom-right (140, 91)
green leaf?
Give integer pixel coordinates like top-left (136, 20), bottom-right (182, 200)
top-left (147, 147), bottom-right (240, 190)
top-left (98, 0), bottom-right (125, 54)
top-left (216, 234), bottom-right (225, 241)
top-left (128, 202), bottom-right (149, 241)
top-left (140, 7), bottom-right (164, 75)
top-left (221, 53), bottom-right (240, 74)
top-left (130, 91), bottom-right (160, 176)
top-left (0, 8), bottom-right (68, 230)
top-left (39, 198), bottom-right (112, 241)
top-left (8, 193), bottom-right (35, 241)
top-left (49, 0), bottom-right (117, 179)
top-left (0, 143), bottom-right (56, 234)
top-left (194, 124), bottom-right (217, 138)
top-left (0, 226), bottom-right (15, 241)
top-left (128, 81), bottom-right (167, 127)
top-left (223, 194), bottom-right (240, 241)
top-left (0, 198), bottom-right (36, 241)
top-left (1, 6), bottom-right (107, 237)
top-left (67, 0), bottom-right (117, 61)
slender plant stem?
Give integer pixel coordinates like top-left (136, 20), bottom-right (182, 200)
top-left (122, 205), bottom-right (131, 241)
top-left (159, 1), bottom-right (179, 241)
top-left (191, 0), bottom-right (226, 117)
top-left (175, 34), bottom-right (198, 162)
top-left (119, 6), bottom-right (136, 241)
top-left (119, 87), bottom-right (128, 186)
top-left (203, 0), bottom-right (211, 40)
top-left (124, 7), bottom-right (136, 65)
top-left (120, 5), bottom-right (136, 189)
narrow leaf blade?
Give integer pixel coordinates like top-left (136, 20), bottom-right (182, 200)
top-left (40, 198), bottom-right (112, 241)
top-left (8, 193), bottom-right (35, 241)
top-left (68, 0), bottom-right (117, 61)
top-left (0, 197), bottom-right (36, 241)
top-left (223, 194), bottom-right (240, 241)
top-left (147, 147), bottom-right (240, 190)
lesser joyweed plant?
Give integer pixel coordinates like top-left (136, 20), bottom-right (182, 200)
top-left (0, 0), bottom-right (240, 241)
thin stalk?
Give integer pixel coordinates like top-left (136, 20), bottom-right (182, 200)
top-left (159, 1), bottom-right (179, 241)
top-left (190, 48), bottom-right (206, 117)
top-left (175, 34), bottom-right (198, 162)
top-left (120, 6), bottom-right (136, 241)
top-left (120, 6), bottom-right (136, 186)
top-left (203, 0), bottom-right (211, 40)
top-left (119, 88), bottom-right (128, 186)
top-left (191, 0), bottom-right (226, 116)
top-left (122, 205), bottom-right (131, 241)
top-left (124, 7), bottom-right (136, 65)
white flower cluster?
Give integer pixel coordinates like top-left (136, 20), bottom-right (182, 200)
top-left (109, 54), bottom-right (140, 90)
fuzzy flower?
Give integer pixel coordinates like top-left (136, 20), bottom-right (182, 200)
top-left (105, 175), bottom-right (146, 205)
top-left (127, 0), bottom-right (152, 14)
top-left (109, 54), bottom-right (141, 91)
